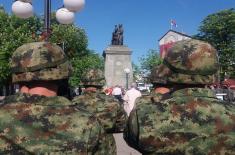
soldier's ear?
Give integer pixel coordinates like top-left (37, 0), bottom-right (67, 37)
top-left (20, 85), bottom-right (29, 94)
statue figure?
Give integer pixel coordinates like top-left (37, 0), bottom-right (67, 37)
top-left (111, 24), bottom-right (124, 45)
top-left (118, 24), bottom-right (124, 45)
top-left (111, 25), bottom-right (118, 45)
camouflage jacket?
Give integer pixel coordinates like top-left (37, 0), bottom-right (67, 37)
top-left (125, 88), bottom-right (235, 155)
top-left (0, 93), bottom-right (113, 154)
top-left (149, 91), bottom-right (171, 103)
top-left (72, 91), bottom-right (127, 133)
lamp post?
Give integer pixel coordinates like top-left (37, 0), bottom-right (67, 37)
top-left (124, 68), bottom-right (130, 90)
top-left (12, 0), bottom-right (85, 41)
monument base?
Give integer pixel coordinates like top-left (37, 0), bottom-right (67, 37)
top-left (103, 45), bottom-right (133, 88)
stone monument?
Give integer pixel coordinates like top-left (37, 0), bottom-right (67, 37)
top-left (103, 24), bottom-right (133, 88)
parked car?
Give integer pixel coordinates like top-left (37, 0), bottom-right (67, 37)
top-left (212, 79), bottom-right (235, 102)
top-left (137, 83), bottom-right (151, 93)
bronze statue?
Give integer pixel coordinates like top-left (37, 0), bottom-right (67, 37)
top-left (111, 24), bottom-right (124, 45)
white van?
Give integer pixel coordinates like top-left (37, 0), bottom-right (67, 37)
top-left (137, 83), bottom-right (150, 92)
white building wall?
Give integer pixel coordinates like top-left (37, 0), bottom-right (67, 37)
top-left (159, 31), bottom-right (191, 45)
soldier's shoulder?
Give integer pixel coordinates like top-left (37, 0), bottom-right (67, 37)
top-left (3, 93), bottom-right (44, 105)
top-left (3, 94), bottom-right (72, 108)
top-left (135, 95), bottom-right (152, 105)
top-left (135, 93), bottom-right (169, 107)
top-left (73, 92), bottom-right (119, 103)
top-left (42, 95), bottom-right (71, 106)
top-left (97, 93), bottom-right (120, 103)
top-left (72, 93), bottom-right (97, 106)
top-left (163, 92), bottom-right (235, 113)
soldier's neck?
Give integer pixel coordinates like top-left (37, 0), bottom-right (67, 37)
top-left (20, 83), bottom-right (58, 97)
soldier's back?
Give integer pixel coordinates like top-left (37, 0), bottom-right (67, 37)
top-left (0, 93), bottom-right (106, 154)
top-left (125, 88), bottom-right (235, 154)
top-left (73, 91), bottom-right (127, 133)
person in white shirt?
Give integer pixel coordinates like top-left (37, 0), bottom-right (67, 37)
top-left (112, 85), bottom-right (123, 102)
top-left (123, 83), bottom-right (142, 116)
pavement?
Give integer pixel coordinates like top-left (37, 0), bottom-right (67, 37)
top-left (113, 133), bottom-right (142, 155)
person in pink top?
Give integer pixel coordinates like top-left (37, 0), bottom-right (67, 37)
top-left (123, 83), bottom-right (142, 116)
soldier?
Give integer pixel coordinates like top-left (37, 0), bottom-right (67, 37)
top-left (72, 69), bottom-right (127, 133)
top-left (124, 39), bottom-right (235, 154)
top-left (0, 42), bottom-right (110, 154)
top-left (72, 69), bottom-right (127, 154)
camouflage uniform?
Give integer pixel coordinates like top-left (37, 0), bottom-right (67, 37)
top-left (125, 39), bottom-right (235, 154)
top-left (0, 42), bottom-right (110, 154)
top-left (72, 90), bottom-right (121, 155)
top-left (73, 69), bottom-right (127, 133)
top-left (72, 69), bottom-right (128, 155)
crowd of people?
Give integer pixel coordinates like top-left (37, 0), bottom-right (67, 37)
top-left (103, 84), bottom-right (142, 116)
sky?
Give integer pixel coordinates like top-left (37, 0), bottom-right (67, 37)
top-left (1, 0), bottom-right (235, 65)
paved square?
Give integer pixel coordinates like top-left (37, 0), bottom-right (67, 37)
top-left (113, 133), bottom-right (141, 155)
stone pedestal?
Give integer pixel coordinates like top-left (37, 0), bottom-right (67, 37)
top-left (103, 45), bottom-right (133, 88)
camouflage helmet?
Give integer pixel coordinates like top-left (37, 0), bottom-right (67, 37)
top-left (81, 69), bottom-right (105, 87)
top-left (11, 42), bottom-right (71, 83)
top-left (151, 39), bottom-right (219, 85)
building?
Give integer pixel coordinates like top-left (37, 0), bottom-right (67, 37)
top-left (159, 30), bottom-right (192, 58)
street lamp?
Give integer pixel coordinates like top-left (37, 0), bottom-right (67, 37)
top-left (56, 8), bottom-right (75, 24)
top-left (12, 0), bottom-right (85, 41)
top-left (64, 0), bottom-right (85, 12)
top-left (124, 68), bottom-right (130, 89)
top-left (12, 0), bottom-right (33, 19)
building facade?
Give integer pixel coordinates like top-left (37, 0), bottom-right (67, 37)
top-left (159, 30), bottom-right (192, 58)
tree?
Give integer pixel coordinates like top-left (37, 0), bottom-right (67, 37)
top-left (195, 8), bottom-right (235, 79)
top-left (49, 13), bottom-right (88, 58)
top-left (36, 13), bottom-right (91, 87)
top-left (132, 63), bottom-right (141, 82)
top-left (139, 49), bottom-right (162, 75)
top-left (0, 9), bottom-right (41, 88)
top-left (69, 50), bottom-right (104, 87)
top-left (0, 8), bottom-right (93, 93)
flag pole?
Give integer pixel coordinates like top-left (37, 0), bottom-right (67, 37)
top-left (170, 19), bottom-right (172, 30)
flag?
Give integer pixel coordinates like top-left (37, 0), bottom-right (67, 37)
top-left (171, 19), bottom-right (177, 28)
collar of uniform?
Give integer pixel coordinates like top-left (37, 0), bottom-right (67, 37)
top-left (4, 93), bottom-right (72, 106)
top-left (171, 88), bottom-right (216, 98)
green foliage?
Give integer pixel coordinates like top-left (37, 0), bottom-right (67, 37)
top-left (195, 8), bottom-right (235, 79)
top-left (0, 8), bottom-right (95, 87)
top-left (69, 50), bottom-right (104, 87)
top-left (45, 13), bottom-right (93, 87)
top-left (139, 49), bottom-right (162, 74)
top-left (49, 13), bottom-right (88, 58)
top-left (132, 63), bottom-right (141, 82)
top-left (0, 10), bottom-right (41, 85)
top-left (50, 24), bottom-right (88, 58)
